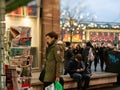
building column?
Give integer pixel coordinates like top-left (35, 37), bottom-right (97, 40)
top-left (41, 0), bottom-right (60, 63)
top-left (0, 0), bottom-right (5, 90)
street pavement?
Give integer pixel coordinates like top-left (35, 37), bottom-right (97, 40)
top-left (92, 85), bottom-right (120, 90)
top-left (91, 61), bottom-right (120, 90)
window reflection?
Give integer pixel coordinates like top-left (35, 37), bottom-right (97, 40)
top-left (27, 0), bottom-right (37, 16)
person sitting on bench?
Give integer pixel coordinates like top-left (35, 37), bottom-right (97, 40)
top-left (67, 54), bottom-right (90, 90)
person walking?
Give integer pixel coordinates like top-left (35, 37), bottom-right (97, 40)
top-left (67, 54), bottom-right (90, 90)
top-left (99, 42), bottom-right (106, 71)
top-left (82, 41), bottom-right (95, 74)
top-left (93, 43), bottom-right (99, 71)
top-left (64, 42), bottom-right (74, 75)
top-left (43, 31), bottom-right (64, 89)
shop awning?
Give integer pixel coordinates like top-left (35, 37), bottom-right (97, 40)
top-left (5, 0), bottom-right (32, 13)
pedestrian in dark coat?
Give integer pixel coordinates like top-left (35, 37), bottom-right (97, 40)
top-left (64, 42), bottom-right (74, 75)
top-left (82, 41), bottom-right (95, 73)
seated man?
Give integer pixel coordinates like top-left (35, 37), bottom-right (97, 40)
top-left (67, 54), bottom-right (90, 90)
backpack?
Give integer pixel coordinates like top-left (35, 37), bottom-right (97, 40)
top-left (64, 48), bottom-right (73, 60)
top-left (56, 42), bottom-right (65, 61)
top-left (88, 48), bottom-right (95, 61)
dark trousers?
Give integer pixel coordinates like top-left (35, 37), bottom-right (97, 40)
top-left (99, 56), bottom-right (105, 71)
top-left (71, 73), bottom-right (90, 90)
top-left (94, 57), bottom-right (99, 71)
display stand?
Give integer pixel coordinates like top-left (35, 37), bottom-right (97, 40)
top-left (6, 26), bottom-right (33, 90)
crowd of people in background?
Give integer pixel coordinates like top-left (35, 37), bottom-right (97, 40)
top-left (62, 39), bottom-right (118, 90)
top-left (63, 41), bottom-right (118, 74)
top-left (62, 41), bottom-right (118, 90)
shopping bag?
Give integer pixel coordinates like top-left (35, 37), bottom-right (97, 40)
top-left (45, 83), bottom-right (54, 90)
top-left (88, 48), bottom-right (95, 61)
top-left (39, 69), bottom-right (45, 82)
top-left (28, 87), bottom-right (32, 90)
top-left (55, 81), bottom-right (63, 90)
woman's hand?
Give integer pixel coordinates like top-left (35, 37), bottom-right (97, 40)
top-left (56, 77), bottom-right (60, 81)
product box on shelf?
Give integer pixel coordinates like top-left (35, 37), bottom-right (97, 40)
top-left (9, 55), bottom-right (33, 67)
top-left (12, 37), bottom-right (32, 47)
top-left (9, 47), bottom-right (31, 56)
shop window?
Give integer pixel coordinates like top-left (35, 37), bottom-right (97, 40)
top-left (27, 0), bottom-right (37, 16)
top-left (7, 0), bottom-right (37, 16)
top-left (30, 47), bottom-right (38, 68)
top-left (27, 5), bottom-right (37, 16)
top-left (5, 0), bottom-right (40, 70)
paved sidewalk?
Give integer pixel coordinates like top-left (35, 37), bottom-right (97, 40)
top-left (91, 61), bottom-right (105, 72)
top-left (91, 61), bottom-right (120, 90)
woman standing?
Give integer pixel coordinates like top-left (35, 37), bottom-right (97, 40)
top-left (43, 31), bottom-right (64, 89)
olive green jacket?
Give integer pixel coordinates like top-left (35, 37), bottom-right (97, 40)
top-left (44, 41), bottom-right (63, 82)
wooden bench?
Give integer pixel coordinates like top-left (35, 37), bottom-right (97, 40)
top-left (31, 72), bottom-right (118, 90)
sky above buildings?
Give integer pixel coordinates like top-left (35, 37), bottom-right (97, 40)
top-left (60, 0), bottom-right (120, 23)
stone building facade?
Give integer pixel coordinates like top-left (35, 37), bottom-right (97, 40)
top-left (41, 0), bottom-right (60, 62)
